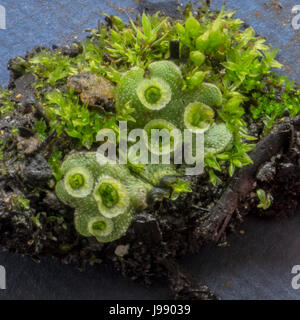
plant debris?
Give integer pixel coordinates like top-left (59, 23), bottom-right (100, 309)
top-left (67, 72), bottom-right (115, 111)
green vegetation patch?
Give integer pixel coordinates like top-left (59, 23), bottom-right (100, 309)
top-left (1, 2), bottom-right (299, 244)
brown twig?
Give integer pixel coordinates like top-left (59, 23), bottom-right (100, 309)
top-left (200, 117), bottom-right (300, 242)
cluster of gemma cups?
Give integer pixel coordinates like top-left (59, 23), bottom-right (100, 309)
top-left (56, 60), bottom-right (233, 243)
top-left (56, 152), bottom-right (147, 242)
top-left (55, 152), bottom-right (181, 243)
top-left (116, 60), bottom-right (233, 160)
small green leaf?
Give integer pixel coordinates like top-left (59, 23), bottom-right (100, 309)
top-left (185, 15), bottom-right (201, 38)
top-left (208, 169), bottom-right (222, 186)
top-left (190, 51), bottom-right (205, 67)
top-left (229, 162), bottom-right (235, 177)
top-left (142, 12), bottom-right (152, 39)
top-left (256, 189), bottom-right (272, 210)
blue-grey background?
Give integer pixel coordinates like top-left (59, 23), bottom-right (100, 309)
top-left (0, 0), bottom-right (300, 300)
top-left (0, 0), bottom-right (299, 86)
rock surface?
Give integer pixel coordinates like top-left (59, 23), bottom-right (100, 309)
top-left (67, 72), bottom-right (115, 110)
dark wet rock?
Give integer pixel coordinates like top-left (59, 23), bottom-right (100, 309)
top-left (133, 213), bottom-right (162, 245)
top-left (147, 187), bottom-right (170, 204)
top-left (8, 57), bottom-right (30, 82)
top-left (57, 43), bottom-right (83, 58)
top-left (12, 73), bottom-right (36, 107)
top-left (256, 161), bottom-right (276, 182)
top-left (283, 108), bottom-right (290, 117)
top-left (159, 175), bottom-right (178, 188)
top-left (20, 154), bottom-right (52, 186)
top-left (137, 0), bottom-right (183, 19)
top-left (7, 47), bottom-right (51, 86)
top-left (277, 162), bottom-right (298, 180)
top-left (67, 71), bottom-right (115, 111)
top-left (0, 111), bottom-right (35, 140)
top-left (42, 191), bottom-right (67, 212)
top-left (18, 126), bottom-right (35, 138)
top-left (248, 122), bottom-right (263, 137)
top-left (85, 237), bottom-right (105, 252)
